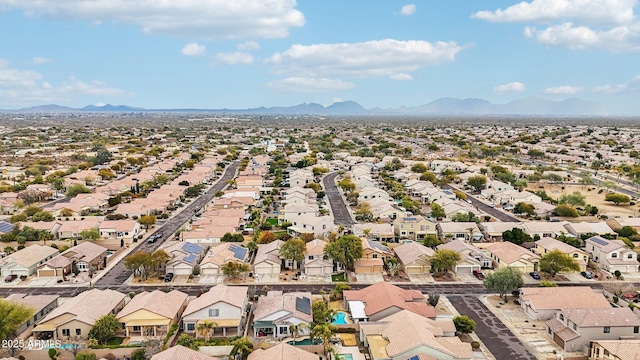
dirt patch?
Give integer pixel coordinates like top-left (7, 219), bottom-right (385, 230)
top-left (434, 272), bottom-right (457, 282)
top-left (337, 333), bottom-right (357, 346)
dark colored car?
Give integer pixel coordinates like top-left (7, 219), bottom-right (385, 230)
top-left (529, 271), bottom-right (540, 280)
top-left (473, 270), bottom-right (485, 280)
top-left (163, 273), bottom-right (174, 282)
top-left (5, 274), bottom-right (17, 282)
top-left (581, 271), bottom-right (593, 279)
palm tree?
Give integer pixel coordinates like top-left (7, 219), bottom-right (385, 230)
top-left (312, 323), bottom-right (337, 358)
top-left (196, 320), bottom-right (217, 342)
top-left (361, 228), bottom-right (372, 239)
top-left (289, 323), bottom-right (309, 343)
top-left (466, 227), bottom-right (476, 242)
top-left (230, 337), bottom-right (254, 360)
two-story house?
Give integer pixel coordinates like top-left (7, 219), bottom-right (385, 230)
top-left (287, 214), bottom-right (335, 238)
top-left (393, 215), bottom-right (437, 241)
top-left (533, 237), bottom-right (589, 272)
top-left (182, 285), bottom-right (248, 337)
top-left (303, 239), bottom-right (333, 276)
top-left (585, 236), bottom-right (639, 273)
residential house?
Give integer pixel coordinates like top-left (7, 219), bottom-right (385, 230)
top-left (163, 242), bottom-right (206, 276)
top-left (589, 339), bottom-right (640, 360)
top-left (393, 215), bottom-right (437, 241)
top-left (98, 220), bottom-right (141, 242)
top-left (182, 284), bottom-right (248, 337)
top-left (117, 290), bottom-right (188, 339)
top-left (394, 242), bottom-right (434, 274)
top-left (248, 343), bottom-right (319, 360)
top-left (5, 294), bottom-right (59, 336)
top-left (18, 221), bottom-right (62, 237)
top-left (606, 217), bottom-right (640, 233)
top-left (288, 214), bottom-right (335, 238)
top-left (585, 236), bottom-right (639, 273)
top-left (150, 345), bottom-right (220, 360)
top-left (360, 310), bottom-right (473, 360)
top-left (355, 238), bottom-right (392, 274)
top-left (564, 222), bottom-right (617, 239)
top-left (368, 198), bottom-right (402, 221)
top-left (523, 221), bottom-right (572, 239)
top-left (32, 289), bottom-right (126, 340)
top-left (485, 241), bottom-right (540, 273)
top-left (505, 190), bottom-right (542, 205)
top-left (481, 180), bottom-right (514, 198)
top-left (303, 239), bottom-right (333, 276)
top-left (519, 287), bottom-right (611, 320)
top-left (0, 244), bottom-right (59, 277)
top-left (199, 243), bottom-right (249, 276)
top-left (358, 187), bottom-right (390, 203)
top-left (253, 240), bottom-right (284, 276)
top-left (546, 307), bottom-right (640, 352)
top-left (437, 240), bottom-right (489, 273)
top-left (437, 222), bottom-right (482, 242)
top-left (480, 222), bottom-right (526, 242)
top-left (252, 291), bottom-right (313, 338)
top-left (279, 203), bottom-right (318, 224)
top-left (533, 237), bottom-right (589, 271)
top-left (38, 241), bottom-right (108, 277)
top-left (181, 227), bottom-right (235, 245)
top-left (352, 223), bottom-right (395, 242)
top-left (343, 282), bottom-right (435, 323)
top-left (56, 219), bottom-right (102, 240)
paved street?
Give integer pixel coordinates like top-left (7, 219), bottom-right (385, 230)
top-left (323, 172), bottom-right (355, 226)
top-left (442, 184), bottom-right (521, 222)
top-left (95, 161), bottom-right (239, 287)
top-left (449, 295), bottom-right (538, 360)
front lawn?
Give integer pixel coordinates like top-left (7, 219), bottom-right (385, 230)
top-left (265, 218), bottom-right (278, 226)
top-left (106, 337), bottom-right (124, 346)
top-left (332, 273), bottom-right (346, 282)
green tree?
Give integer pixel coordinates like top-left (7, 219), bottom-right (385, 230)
top-left (423, 234), bottom-right (443, 248)
top-left (429, 249), bottom-right (461, 274)
top-left (196, 320), bottom-right (217, 342)
top-left (138, 215), bottom-right (157, 229)
top-left (229, 337), bottom-right (254, 360)
top-left (558, 191), bottom-right (586, 207)
top-left (0, 299), bottom-right (34, 340)
top-left (74, 352), bottom-right (97, 360)
top-left (337, 178), bottom-right (355, 192)
top-left (324, 235), bottom-right (363, 271)
top-left (553, 204), bottom-right (579, 217)
top-left (615, 226), bottom-right (638, 239)
top-left (313, 322), bottom-right (337, 357)
top-left (483, 266), bottom-right (524, 301)
top-left (130, 348), bottom-right (146, 360)
top-left (430, 203), bottom-right (446, 219)
top-left (453, 315), bottom-right (476, 334)
top-left (539, 280), bottom-right (558, 287)
top-left (279, 238), bottom-right (306, 268)
top-left (88, 314), bottom-right (121, 345)
top-left (32, 211), bottom-right (55, 222)
top-left (331, 282), bottom-right (352, 301)
top-left (176, 333), bottom-right (198, 350)
top-left (411, 163), bottom-right (428, 173)
top-left (502, 228), bottom-right (532, 245)
top-left (420, 172), bottom-right (436, 182)
top-left (66, 184), bottom-right (91, 198)
top-left (467, 175), bottom-right (487, 193)
top-left (605, 193), bottom-right (631, 205)
top-left (312, 299), bottom-right (337, 325)
top-left (79, 228), bottom-right (100, 241)
top-left (94, 147), bottom-right (113, 165)
top-left (221, 262), bottom-right (250, 280)
top-left (539, 249), bottom-right (581, 277)
top-left (514, 202), bottom-right (535, 216)
top-left (124, 252), bottom-right (150, 280)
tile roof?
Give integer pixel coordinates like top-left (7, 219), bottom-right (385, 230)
top-left (61, 241), bottom-right (107, 263)
top-left (200, 243), bottom-right (249, 266)
top-left (254, 240), bottom-right (283, 265)
top-left (1, 244), bottom-right (58, 267)
top-left (485, 241), bottom-right (540, 264)
top-left (343, 282), bottom-right (435, 319)
top-left (247, 342), bottom-right (318, 360)
top-left (394, 242), bottom-right (435, 265)
top-left (545, 318), bottom-right (580, 341)
top-left (117, 290), bottom-right (187, 320)
top-left (519, 287), bottom-right (611, 311)
top-left (5, 294), bottom-right (59, 314)
top-left (535, 237), bottom-right (582, 254)
top-left (592, 340), bottom-right (640, 360)
top-left (586, 236), bottom-right (627, 252)
top-left (150, 345), bottom-right (219, 360)
top-left (305, 239), bottom-right (327, 256)
top-left (564, 307), bottom-right (640, 327)
top-left (183, 284), bottom-right (248, 317)
top-left (253, 291), bottom-right (313, 323)
top-left (40, 289), bottom-right (125, 326)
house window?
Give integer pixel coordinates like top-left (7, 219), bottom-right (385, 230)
top-left (372, 254), bottom-right (378, 259)
top-left (635, 326), bottom-right (639, 334)
top-left (76, 329), bottom-right (81, 336)
top-left (573, 253), bottom-right (578, 258)
top-left (604, 326), bottom-right (611, 333)
top-left (612, 253), bottom-right (618, 258)
top-left (209, 309), bottom-right (219, 317)
top-left (559, 314), bottom-right (564, 321)
top-left (629, 254), bottom-right (634, 259)
top-left (547, 327), bottom-right (551, 335)
top-left (186, 323), bottom-right (195, 331)
top-left (62, 329), bottom-right (70, 337)
top-left (308, 256), bottom-right (314, 260)
top-left (572, 323), bottom-right (577, 330)
top-left (133, 326), bottom-right (141, 332)
top-left (604, 350), bottom-right (610, 356)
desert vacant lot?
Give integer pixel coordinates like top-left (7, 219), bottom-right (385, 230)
top-left (527, 183), bottom-right (640, 218)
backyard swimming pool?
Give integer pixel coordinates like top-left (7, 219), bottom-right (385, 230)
top-left (287, 338), bottom-right (322, 345)
top-left (332, 311), bottom-right (348, 325)
top-left (336, 354), bottom-right (354, 360)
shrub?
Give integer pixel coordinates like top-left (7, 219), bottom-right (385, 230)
top-left (471, 341), bottom-right (481, 350)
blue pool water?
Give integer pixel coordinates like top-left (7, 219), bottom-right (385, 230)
top-left (337, 354), bottom-right (354, 360)
top-left (332, 311), bottom-right (348, 325)
top-left (287, 338), bottom-right (322, 345)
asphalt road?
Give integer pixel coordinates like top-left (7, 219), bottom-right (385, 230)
top-left (322, 172), bottom-right (355, 226)
top-left (449, 295), bottom-right (538, 360)
top-left (95, 161), bottom-right (239, 287)
top-left (442, 184), bottom-right (521, 222)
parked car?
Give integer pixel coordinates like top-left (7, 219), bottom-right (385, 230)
top-left (148, 235), bottom-right (157, 243)
top-left (163, 273), bottom-right (174, 282)
top-left (473, 270), bottom-right (485, 280)
top-left (4, 274), bottom-right (17, 282)
top-left (580, 271), bottom-right (593, 279)
top-left (529, 271), bottom-right (540, 280)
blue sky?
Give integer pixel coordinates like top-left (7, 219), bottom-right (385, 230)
top-left (1, 0), bottom-right (640, 113)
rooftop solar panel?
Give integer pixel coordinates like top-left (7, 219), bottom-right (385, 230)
top-left (590, 237), bottom-right (609, 246)
top-left (184, 254), bottom-right (197, 264)
top-left (295, 297), bottom-right (311, 315)
top-left (183, 242), bottom-right (203, 254)
top-left (368, 239), bottom-right (390, 252)
top-left (229, 244), bottom-right (248, 260)
top-left (0, 221), bottom-right (14, 233)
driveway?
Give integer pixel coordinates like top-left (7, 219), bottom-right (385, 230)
top-left (448, 295), bottom-right (538, 360)
top-left (322, 172), bottom-right (355, 226)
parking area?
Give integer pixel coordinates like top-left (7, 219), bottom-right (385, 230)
top-left (408, 273), bottom-right (435, 283)
top-left (354, 273), bottom-right (384, 284)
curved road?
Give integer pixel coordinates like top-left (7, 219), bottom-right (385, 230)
top-left (96, 161), bottom-right (238, 286)
top-left (322, 172), bottom-right (355, 226)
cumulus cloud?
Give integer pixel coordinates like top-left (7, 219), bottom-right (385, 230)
top-left (493, 82), bottom-right (526, 93)
top-left (266, 77), bottom-right (355, 93)
top-left (0, 0), bottom-right (305, 40)
top-left (544, 85), bottom-right (582, 94)
top-left (32, 57), bottom-right (53, 64)
top-left (0, 59), bottom-right (128, 106)
top-left (472, 0), bottom-right (635, 26)
top-left (267, 39), bottom-right (463, 78)
top-left (390, 73), bottom-right (413, 80)
top-left (237, 41), bottom-right (260, 51)
top-left (399, 4), bottom-right (417, 16)
top-left (214, 52), bottom-right (254, 65)
top-left (180, 42), bottom-right (206, 57)
top-left (524, 22), bottom-right (640, 52)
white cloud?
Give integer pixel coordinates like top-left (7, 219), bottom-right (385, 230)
top-left (32, 57), bottom-right (53, 64)
top-left (544, 85), bottom-right (582, 94)
top-left (472, 0), bottom-right (636, 26)
top-left (493, 82), bottom-right (526, 93)
top-left (0, 59), bottom-right (128, 106)
top-left (267, 39), bottom-right (463, 78)
top-left (214, 52), bottom-right (254, 65)
top-left (0, 0), bottom-right (305, 40)
top-left (524, 22), bottom-right (640, 52)
top-left (390, 73), bottom-right (413, 80)
top-left (237, 41), bottom-right (260, 51)
top-left (180, 42), bottom-right (206, 57)
top-left (266, 77), bottom-right (355, 93)
top-left (400, 4), bottom-right (417, 16)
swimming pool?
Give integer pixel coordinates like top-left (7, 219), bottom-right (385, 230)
top-left (332, 311), bottom-right (348, 325)
top-left (286, 338), bottom-right (322, 345)
top-left (336, 354), bottom-right (354, 360)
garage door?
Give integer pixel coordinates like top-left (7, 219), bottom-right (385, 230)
top-left (307, 267), bottom-right (323, 275)
top-left (553, 333), bottom-right (565, 349)
top-left (38, 269), bottom-right (56, 277)
top-left (456, 266), bottom-right (473, 273)
top-left (201, 268), bottom-right (219, 275)
top-left (173, 267), bottom-right (192, 275)
top-left (406, 267), bottom-right (423, 274)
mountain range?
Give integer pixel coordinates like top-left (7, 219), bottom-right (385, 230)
top-left (4, 97), bottom-right (608, 116)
